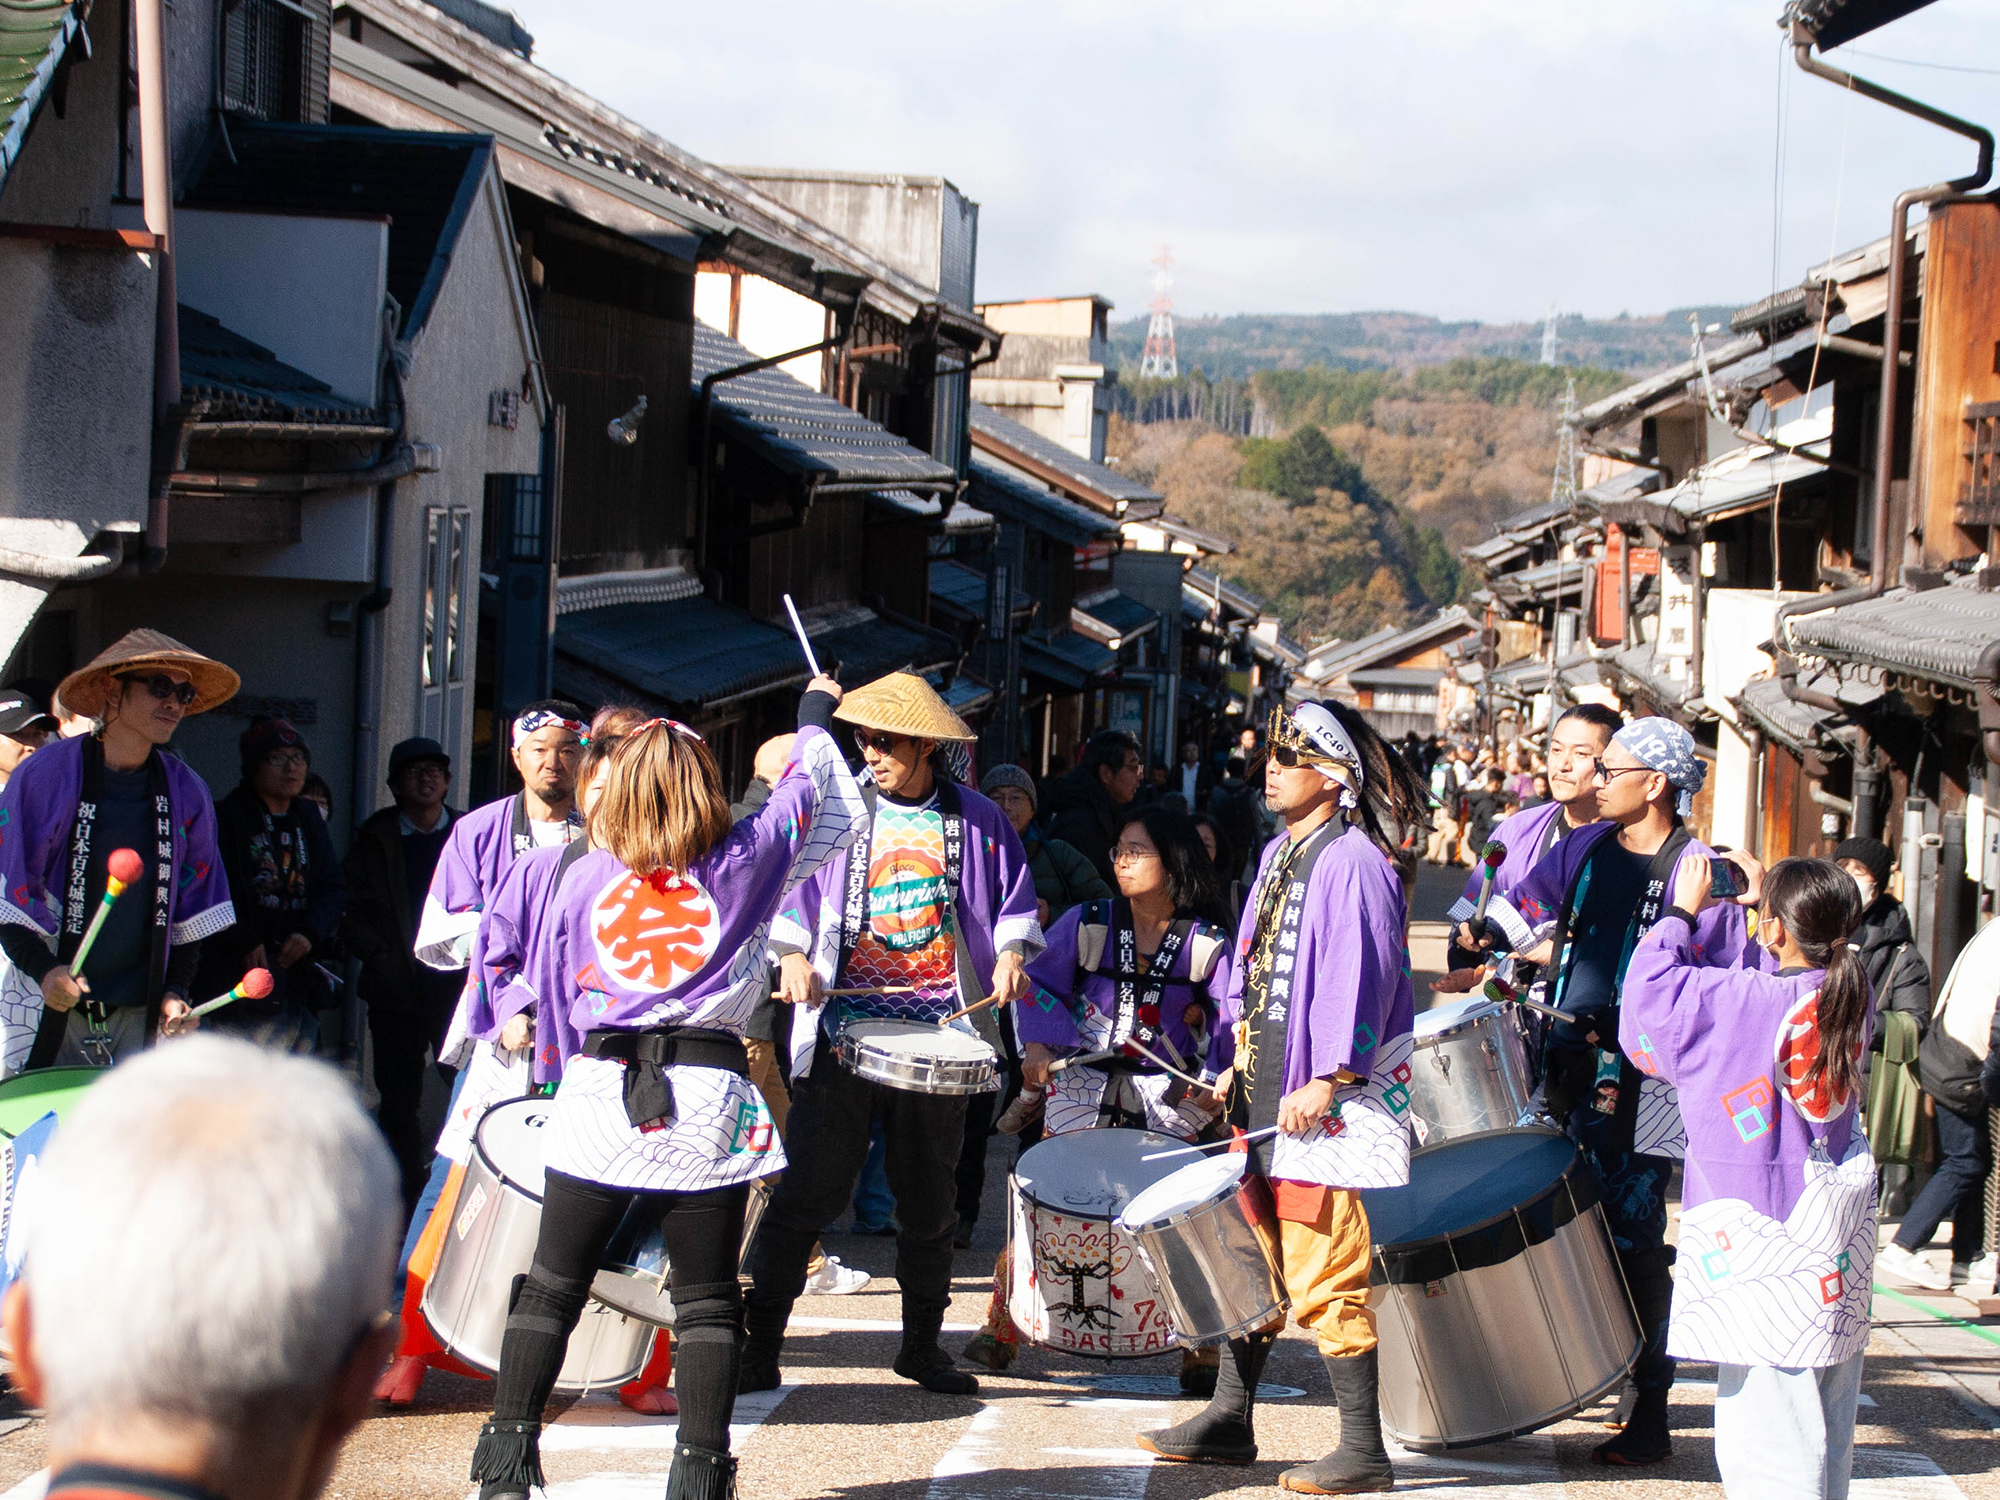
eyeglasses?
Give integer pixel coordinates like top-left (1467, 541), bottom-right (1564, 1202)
top-left (1110, 844), bottom-right (1161, 864)
top-left (1592, 759), bottom-right (1653, 784)
top-left (262, 750), bottom-right (309, 770)
top-left (122, 673), bottom-right (196, 707)
top-left (853, 731), bottom-right (908, 756)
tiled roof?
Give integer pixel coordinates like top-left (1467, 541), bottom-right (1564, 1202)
top-left (1786, 575), bottom-right (2000, 690)
top-left (178, 306), bottom-right (380, 424)
top-left (969, 401), bottom-right (1162, 513)
top-left (0, 0), bottom-right (85, 194)
top-left (1183, 566), bottom-right (1268, 622)
top-left (184, 121), bottom-right (493, 337)
top-left (1072, 587), bottom-right (1160, 646)
top-left (1488, 556), bottom-right (1594, 605)
top-left (555, 595), bottom-right (805, 710)
top-left (692, 324), bottom-right (957, 490)
top-left (1021, 631), bottom-right (1118, 687)
top-left (928, 559), bottom-right (1031, 622)
top-left (966, 459), bottom-right (1119, 546)
top-left (1734, 674), bottom-right (1836, 756)
top-left (808, 608), bottom-right (959, 686)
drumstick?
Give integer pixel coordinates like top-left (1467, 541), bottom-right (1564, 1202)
top-left (938, 993), bottom-right (1001, 1025)
top-left (1484, 975), bottom-right (1566, 1024)
top-left (1469, 840), bottom-right (1506, 937)
top-left (781, 593), bottom-right (822, 677)
top-left (1122, 1038), bottom-right (1216, 1095)
top-left (70, 847), bottom-right (145, 982)
top-left (826, 984), bottom-right (918, 998)
top-left (1142, 1124), bottom-right (1281, 1162)
top-left (191, 967), bottom-right (274, 1018)
top-left (1046, 1049), bottom-right (1114, 1075)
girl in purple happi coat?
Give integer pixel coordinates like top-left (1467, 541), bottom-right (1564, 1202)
top-left (1623, 853), bottom-right (1874, 1500)
top-left (468, 678), bottom-right (866, 1500)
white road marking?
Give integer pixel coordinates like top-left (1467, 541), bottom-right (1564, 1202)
top-left (789, 1315), bottom-right (979, 1333)
top-left (928, 1393), bottom-right (1165, 1500)
top-left (538, 1381), bottom-right (798, 1453)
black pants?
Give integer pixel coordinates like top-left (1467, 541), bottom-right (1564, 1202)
top-left (491, 1170), bottom-right (748, 1452)
top-left (747, 1051), bottom-right (968, 1346)
top-left (368, 990), bottom-right (455, 1209)
top-left (955, 1092), bottom-right (996, 1224)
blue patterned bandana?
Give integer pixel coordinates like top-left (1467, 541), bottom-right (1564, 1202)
top-left (1614, 716), bottom-right (1705, 816)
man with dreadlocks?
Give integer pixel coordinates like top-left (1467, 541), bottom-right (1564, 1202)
top-left (1139, 699), bottom-right (1428, 1495)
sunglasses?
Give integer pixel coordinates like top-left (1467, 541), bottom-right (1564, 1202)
top-left (122, 673), bottom-right (196, 707)
top-left (853, 730), bottom-right (909, 756)
top-left (1269, 745), bottom-right (1331, 770)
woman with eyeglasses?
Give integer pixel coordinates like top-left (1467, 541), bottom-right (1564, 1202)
top-left (1620, 852), bottom-right (1873, 1499)
top-left (468, 675), bottom-right (867, 1500)
top-left (193, 716), bottom-right (347, 1054)
top-left (0, 631), bottom-right (239, 1071)
top-left (963, 806), bottom-right (1237, 1385)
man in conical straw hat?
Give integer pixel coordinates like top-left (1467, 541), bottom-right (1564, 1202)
top-left (0, 630), bottom-right (239, 1068)
top-left (743, 670), bottom-right (1042, 1396)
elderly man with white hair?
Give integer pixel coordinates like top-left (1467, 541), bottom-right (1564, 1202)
top-left (3, 1036), bottom-right (400, 1500)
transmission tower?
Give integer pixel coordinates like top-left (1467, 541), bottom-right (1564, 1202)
top-left (1539, 301), bottom-right (1561, 366)
top-left (1551, 375), bottom-right (1579, 507)
top-left (1139, 247), bottom-right (1178, 379)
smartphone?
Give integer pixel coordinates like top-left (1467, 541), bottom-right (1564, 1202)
top-left (1708, 859), bottom-right (1747, 900)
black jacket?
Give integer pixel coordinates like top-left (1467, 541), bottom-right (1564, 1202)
top-left (342, 803), bottom-right (460, 1009)
top-left (1854, 895), bottom-right (1930, 1058)
top-left (195, 785), bottom-right (347, 1015)
top-left (1042, 770), bottom-right (1125, 886)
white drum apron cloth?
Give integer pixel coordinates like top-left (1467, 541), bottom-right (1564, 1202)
top-left (1268, 1029), bottom-right (1416, 1190)
top-left (425, 1098), bottom-right (655, 1391)
top-left (543, 1053), bottom-right (784, 1192)
top-left (1045, 1062), bottom-right (1222, 1140)
top-left (1007, 1127), bottom-right (1186, 1357)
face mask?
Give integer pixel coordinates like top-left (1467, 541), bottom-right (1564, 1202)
top-left (1850, 872), bottom-right (1877, 909)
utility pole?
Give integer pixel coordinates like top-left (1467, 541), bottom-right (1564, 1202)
top-left (1139, 247), bottom-right (1178, 379)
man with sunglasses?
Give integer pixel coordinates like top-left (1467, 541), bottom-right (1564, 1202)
top-left (1436, 703), bottom-right (1622, 988)
top-left (0, 631), bottom-right (238, 1069)
top-left (743, 671), bottom-right (1040, 1398)
top-left (1472, 717), bottom-right (1761, 1467)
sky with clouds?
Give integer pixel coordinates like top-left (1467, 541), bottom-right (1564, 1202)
top-left (500, 1), bottom-right (2000, 325)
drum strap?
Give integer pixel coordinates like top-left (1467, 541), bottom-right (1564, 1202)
top-left (1108, 901), bottom-right (1192, 1070)
top-left (1234, 822), bottom-right (1341, 1123)
top-left (583, 1026), bottom-right (750, 1129)
top-left (509, 790), bottom-right (584, 859)
top-left (836, 779), bottom-right (965, 984)
top-left (60, 737), bottom-right (173, 1039)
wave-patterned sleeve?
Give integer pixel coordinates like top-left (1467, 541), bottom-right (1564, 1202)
top-left (755, 724), bottom-right (868, 898)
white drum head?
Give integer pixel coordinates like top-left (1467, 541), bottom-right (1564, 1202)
top-left (1015, 1127), bottom-right (1184, 1215)
top-left (476, 1098), bottom-right (553, 1197)
top-left (1416, 997), bottom-right (1501, 1039)
top-left (843, 1019), bottom-right (994, 1061)
top-left (1119, 1152), bottom-right (1245, 1232)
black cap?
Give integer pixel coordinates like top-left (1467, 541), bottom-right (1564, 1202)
top-left (1833, 836), bottom-right (1893, 890)
top-left (387, 736), bottom-right (451, 779)
top-left (0, 690), bottom-right (55, 737)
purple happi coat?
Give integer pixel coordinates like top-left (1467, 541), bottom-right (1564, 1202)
top-left (1445, 797), bottom-right (1580, 947)
top-left (414, 794), bottom-right (570, 971)
top-left (1018, 900), bottom-right (1238, 1138)
top-left (541, 724), bottom-right (867, 1192)
top-left (780, 781), bottom-right (1042, 1073)
top-left (1621, 914), bottom-right (1874, 1368)
top-left (1226, 819), bottom-right (1415, 1190)
top-left (467, 842), bottom-right (588, 1084)
top-left (1484, 820), bottom-right (1761, 1158)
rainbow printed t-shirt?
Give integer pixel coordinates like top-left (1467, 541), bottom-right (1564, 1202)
top-left (839, 797), bottom-right (961, 1023)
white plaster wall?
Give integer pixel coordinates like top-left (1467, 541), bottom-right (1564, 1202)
top-left (694, 271), bottom-right (827, 387)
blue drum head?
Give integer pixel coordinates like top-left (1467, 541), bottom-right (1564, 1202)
top-left (1361, 1129), bottom-right (1577, 1249)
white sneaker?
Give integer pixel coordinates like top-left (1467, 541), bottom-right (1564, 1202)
top-left (1951, 1253), bottom-right (1996, 1291)
top-left (1879, 1242), bottom-right (1952, 1291)
top-left (804, 1254), bottom-right (871, 1296)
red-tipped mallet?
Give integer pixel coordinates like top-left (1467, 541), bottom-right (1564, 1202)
top-left (1484, 973), bottom-right (1565, 1023)
top-left (193, 967), bottom-right (274, 1019)
top-left (1468, 840), bottom-right (1507, 942)
top-left (69, 847), bottom-right (146, 983)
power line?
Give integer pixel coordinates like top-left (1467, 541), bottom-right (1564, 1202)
top-left (1839, 48), bottom-right (2000, 76)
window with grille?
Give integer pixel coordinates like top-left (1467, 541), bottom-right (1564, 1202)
top-left (221, 0), bottom-right (330, 123)
top-left (1961, 400), bottom-right (2000, 527)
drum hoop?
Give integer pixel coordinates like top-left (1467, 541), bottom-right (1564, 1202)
top-left (1120, 1169), bottom-right (1244, 1235)
top-left (1413, 1003), bottom-right (1505, 1045)
top-left (1368, 1135), bottom-right (1593, 1285)
top-left (473, 1104), bottom-right (551, 1206)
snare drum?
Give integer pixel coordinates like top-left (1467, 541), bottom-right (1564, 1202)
top-left (1409, 997), bottom-right (1533, 1145)
top-left (1118, 1152), bottom-right (1288, 1346)
top-left (425, 1099), bottom-right (656, 1390)
top-left (836, 1018), bottom-right (999, 1095)
top-left (1007, 1128), bottom-right (1185, 1357)
top-left (1361, 1127), bottom-right (1640, 1450)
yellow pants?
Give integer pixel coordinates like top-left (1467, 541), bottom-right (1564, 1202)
top-left (1277, 1186), bottom-right (1377, 1357)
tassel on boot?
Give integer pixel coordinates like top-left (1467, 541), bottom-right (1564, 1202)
top-left (1137, 1331), bottom-right (1273, 1464)
top-left (469, 1418), bottom-right (544, 1500)
top-left (665, 1443), bottom-right (738, 1500)
top-left (1279, 1348), bottom-right (1394, 1494)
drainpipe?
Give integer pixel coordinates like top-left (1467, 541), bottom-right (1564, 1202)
top-left (1689, 526), bottom-right (1706, 708)
top-left (694, 322), bottom-right (850, 589)
top-left (1775, 26), bottom-right (1994, 758)
top-left (136, 0), bottom-right (177, 575)
top-left (1617, 523), bottom-right (1633, 650)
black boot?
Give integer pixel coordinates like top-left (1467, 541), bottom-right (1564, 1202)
top-left (895, 1336), bottom-right (980, 1395)
top-left (739, 1295), bottom-right (787, 1394)
top-left (665, 1442), bottom-right (738, 1500)
top-left (1591, 1381), bottom-right (1671, 1465)
top-left (1137, 1331), bottom-right (1274, 1464)
top-left (1279, 1348), bottom-right (1394, 1494)
top-left (469, 1418), bottom-right (543, 1500)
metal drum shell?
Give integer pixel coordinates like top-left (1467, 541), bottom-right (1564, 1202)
top-left (1121, 1167), bottom-right (1289, 1347)
top-left (424, 1102), bottom-right (655, 1392)
top-left (1408, 1000), bottom-right (1535, 1146)
top-left (836, 1021), bottom-right (1000, 1095)
top-left (1362, 1128), bottom-right (1640, 1451)
top-left (588, 1174), bottom-right (776, 1327)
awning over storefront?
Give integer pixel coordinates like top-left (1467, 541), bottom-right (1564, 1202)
top-left (1022, 631), bottom-right (1118, 688)
top-left (555, 595), bottom-right (805, 710)
top-left (1786, 574), bottom-right (2000, 692)
top-left (928, 559), bottom-right (1032, 626)
top-left (1734, 674), bottom-right (1839, 757)
top-left (1071, 587), bottom-right (1160, 649)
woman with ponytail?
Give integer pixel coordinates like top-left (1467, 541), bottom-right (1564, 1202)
top-left (1621, 853), bottom-right (1874, 1500)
